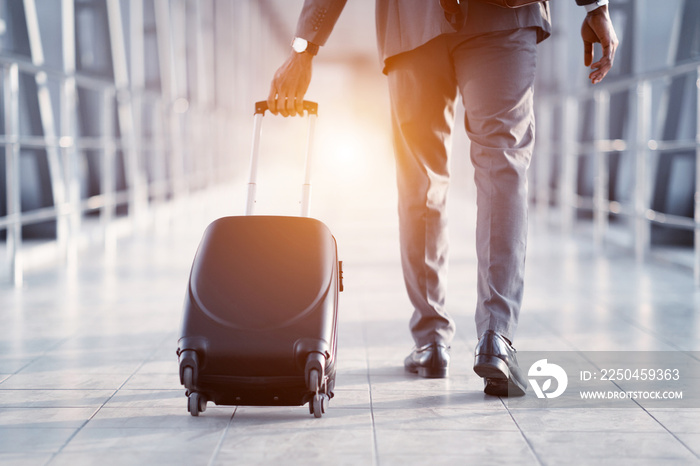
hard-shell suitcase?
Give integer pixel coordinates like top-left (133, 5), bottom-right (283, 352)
top-left (177, 101), bottom-right (342, 418)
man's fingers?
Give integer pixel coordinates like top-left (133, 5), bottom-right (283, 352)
top-left (580, 5), bottom-right (618, 84)
top-left (589, 59), bottom-right (612, 84)
top-left (275, 89), bottom-right (288, 117)
top-left (267, 86), bottom-right (278, 115)
top-left (589, 39), bottom-right (617, 83)
top-left (267, 52), bottom-right (313, 117)
top-left (266, 93), bottom-right (303, 117)
top-left (583, 40), bottom-right (593, 67)
top-left (295, 92), bottom-right (305, 116)
top-left (284, 94), bottom-right (297, 117)
top-left (603, 43), bottom-right (617, 69)
top-left (588, 66), bottom-right (605, 84)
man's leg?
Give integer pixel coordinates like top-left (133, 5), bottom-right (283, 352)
top-left (386, 36), bottom-right (458, 351)
top-left (451, 28), bottom-right (538, 395)
top-left (452, 27), bottom-right (538, 342)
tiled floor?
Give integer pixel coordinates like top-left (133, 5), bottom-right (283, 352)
top-left (1, 183), bottom-right (700, 465)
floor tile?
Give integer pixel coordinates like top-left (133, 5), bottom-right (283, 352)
top-left (212, 451), bottom-right (375, 466)
top-left (326, 388), bottom-right (371, 409)
top-left (375, 429), bottom-right (534, 460)
top-left (647, 409), bottom-right (700, 433)
top-left (1, 184), bottom-right (699, 465)
top-left (227, 406), bottom-right (372, 431)
top-left (370, 388), bottom-right (504, 410)
top-left (217, 425), bottom-right (374, 461)
top-left (385, 455), bottom-right (536, 466)
top-left (119, 372), bottom-right (181, 390)
top-left (18, 355), bottom-right (143, 375)
top-left (0, 407), bottom-right (96, 428)
top-left (49, 450), bottom-right (212, 466)
top-left (0, 372), bottom-right (130, 390)
top-left (526, 431), bottom-right (698, 465)
top-left (373, 407), bottom-right (518, 432)
top-left (0, 389), bottom-right (114, 408)
top-left (61, 426), bottom-right (224, 453)
top-left (88, 406), bottom-right (234, 429)
top-left (103, 389), bottom-right (186, 409)
top-left (0, 453), bottom-right (53, 466)
top-left (0, 428), bottom-right (77, 453)
top-left (0, 357), bottom-right (34, 373)
top-left (510, 408), bottom-right (667, 433)
top-left (674, 433), bottom-right (700, 458)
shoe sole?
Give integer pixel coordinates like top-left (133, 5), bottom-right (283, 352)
top-left (405, 365), bottom-right (449, 379)
top-left (473, 355), bottom-right (526, 397)
top-left (417, 366), bottom-right (448, 378)
top-left (473, 355), bottom-right (509, 379)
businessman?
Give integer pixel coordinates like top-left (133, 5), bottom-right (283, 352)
top-left (268, 0), bottom-right (617, 396)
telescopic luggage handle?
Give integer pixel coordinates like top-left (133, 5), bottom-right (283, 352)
top-left (246, 100), bottom-right (318, 217)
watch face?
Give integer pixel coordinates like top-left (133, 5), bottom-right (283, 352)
top-left (292, 38), bottom-right (307, 53)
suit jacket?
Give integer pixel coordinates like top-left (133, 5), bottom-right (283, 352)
top-left (295, 0), bottom-right (552, 72)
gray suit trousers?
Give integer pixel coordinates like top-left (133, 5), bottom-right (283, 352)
top-left (386, 27), bottom-right (538, 347)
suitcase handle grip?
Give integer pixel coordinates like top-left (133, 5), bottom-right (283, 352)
top-left (254, 100), bottom-right (318, 116)
top-left (247, 101), bottom-right (318, 216)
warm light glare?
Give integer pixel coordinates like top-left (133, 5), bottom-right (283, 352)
top-left (313, 114), bottom-right (396, 220)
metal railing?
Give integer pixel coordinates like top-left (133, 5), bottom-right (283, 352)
top-left (0, 0), bottom-right (275, 286)
top-left (533, 1), bottom-right (700, 285)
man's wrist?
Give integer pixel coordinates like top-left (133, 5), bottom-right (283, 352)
top-left (584, 0), bottom-right (609, 13)
top-left (291, 37), bottom-right (319, 56)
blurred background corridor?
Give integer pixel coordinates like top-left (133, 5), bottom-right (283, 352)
top-left (1, 0), bottom-right (698, 286)
top-left (1, 1), bottom-right (700, 465)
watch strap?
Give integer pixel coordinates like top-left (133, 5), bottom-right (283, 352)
top-left (292, 37), bottom-right (319, 56)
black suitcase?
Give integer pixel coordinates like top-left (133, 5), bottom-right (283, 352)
top-left (177, 101), bottom-right (342, 418)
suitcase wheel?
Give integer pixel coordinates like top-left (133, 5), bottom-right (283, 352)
top-left (308, 368), bottom-right (320, 394)
top-left (182, 366), bottom-right (195, 392)
top-left (310, 393), bottom-right (329, 418)
top-left (179, 350), bottom-right (199, 391)
top-left (307, 368), bottom-right (329, 418)
top-left (187, 392), bottom-right (207, 417)
top-left (309, 393), bottom-right (328, 418)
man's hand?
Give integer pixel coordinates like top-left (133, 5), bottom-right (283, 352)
top-left (581, 5), bottom-right (618, 84)
top-left (267, 52), bottom-right (313, 117)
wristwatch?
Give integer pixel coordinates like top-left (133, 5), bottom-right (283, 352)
top-left (585, 0), bottom-right (609, 13)
top-left (291, 37), bottom-right (319, 56)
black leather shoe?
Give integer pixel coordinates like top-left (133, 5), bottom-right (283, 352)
top-left (473, 330), bottom-right (526, 396)
top-left (404, 343), bottom-right (449, 378)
